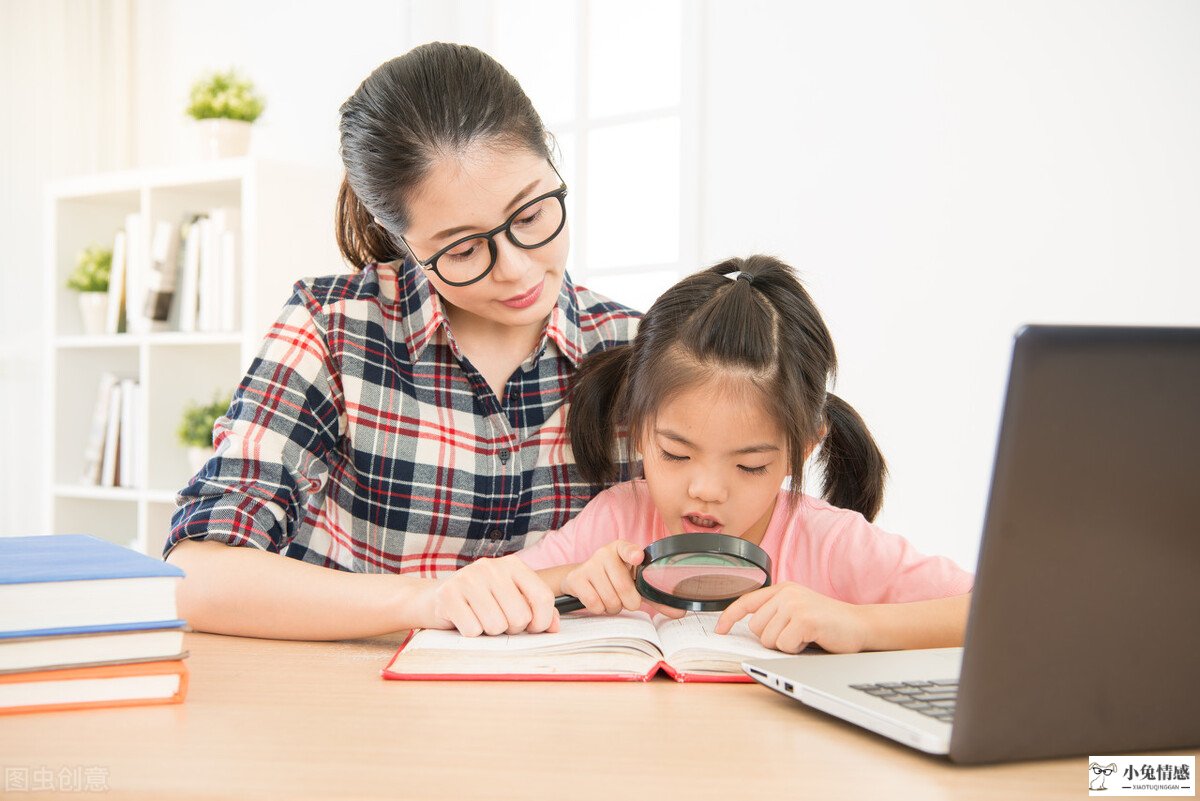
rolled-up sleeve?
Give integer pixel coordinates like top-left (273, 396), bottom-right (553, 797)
top-left (165, 282), bottom-right (343, 557)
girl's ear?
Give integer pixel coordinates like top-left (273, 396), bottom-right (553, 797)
top-left (801, 427), bottom-right (829, 461)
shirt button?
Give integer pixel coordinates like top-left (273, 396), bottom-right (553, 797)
top-left (498, 448), bottom-right (511, 464)
top-left (488, 528), bottom-right (504, 541)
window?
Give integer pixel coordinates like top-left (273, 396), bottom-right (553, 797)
top-left (413, 0), bottom-right (698, 311)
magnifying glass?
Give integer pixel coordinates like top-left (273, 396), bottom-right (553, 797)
top-left (553, 533), bottom-right (772, 613)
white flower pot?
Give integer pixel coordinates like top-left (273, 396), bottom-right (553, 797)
top-left (195, 118), bottom-right (252, 159)
top-left (187, 446), bottom-right (212, 474)
top-left (77, 292), bottom-right (108, 335)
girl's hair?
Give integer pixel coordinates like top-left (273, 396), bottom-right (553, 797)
top-left (567, 255), bottom-right (888, 520)
top-left (335, 42), bottom-right (552, 270)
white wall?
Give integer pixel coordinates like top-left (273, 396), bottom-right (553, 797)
top-left (697, 0), bottom-right (1200, 568)
top-left (129, 0), bottom-right (410, 176)
top-left (6, 1), bottom-right (1198, 576)
top-left (1, 0), bottom-right (134, 537)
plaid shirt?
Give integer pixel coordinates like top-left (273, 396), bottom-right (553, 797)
top-left (166, 263), bottom-right (639, 574)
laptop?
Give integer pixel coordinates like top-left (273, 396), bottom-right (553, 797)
top-left (742, 325), bottom-right (1200, 763)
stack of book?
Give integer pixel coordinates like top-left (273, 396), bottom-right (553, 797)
top-left (79, 372), bottom-right (141, 488)
top-left (103, 206), bottom-right (241, 336)
top-left (0, 534), bottom-right (189, 715)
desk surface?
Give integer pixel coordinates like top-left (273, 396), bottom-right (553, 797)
top-left (0, 631), bottom-right (1118, 799)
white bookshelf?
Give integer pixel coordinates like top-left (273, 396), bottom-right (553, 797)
top-left (44, 157), bottom-right (340, 556)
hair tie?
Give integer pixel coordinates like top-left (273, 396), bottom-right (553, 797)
top-left (723, 270), bottom-right (754, 284)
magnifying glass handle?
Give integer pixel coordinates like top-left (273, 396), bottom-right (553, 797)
top-left (554, 595), bottom-right (585, 614)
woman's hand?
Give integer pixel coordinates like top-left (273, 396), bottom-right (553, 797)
top-left (420, 554), bottom-right (558, 637)
top-left (714, 582), bottom-right (870, 654)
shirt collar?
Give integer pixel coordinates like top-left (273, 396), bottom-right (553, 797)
top-left (392, 262), bottom-right (585, 369)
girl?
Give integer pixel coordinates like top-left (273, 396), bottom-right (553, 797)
top-left (165, 43), bottom-right (639, 641)
top-left (516, 255), bottom-right (973, 654)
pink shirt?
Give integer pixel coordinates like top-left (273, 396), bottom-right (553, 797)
top-left (517, 481), bottom-right (973, 604)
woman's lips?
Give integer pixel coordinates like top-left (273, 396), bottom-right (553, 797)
top-left (500, 278), bottom-right (544, 309)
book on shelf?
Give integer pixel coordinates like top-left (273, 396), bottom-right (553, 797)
top-left (104, 229), bottom-right (127, 334)
top-left (123, 212), bottom-right (148, 334)
top-left (80, 372), bottom-right (119, 486)
top-left (116, 378), bottom-right (139, 488)
top-left (196, 206), bottom-right (240, 333)
top-left (0, 624), bottom-right (186, 675)
top-left (98, 381), bottom-right (122, 488)
top-left (0, 534), bottom-right (185, 639)
top-left (176, 214), bottom-right (203, 332)
top-left (0, 659), bottom-right (188, 715)
top-left (143, 219), bottom-right (180, 329)
top-left (382, 611), bottom-right (795, 683)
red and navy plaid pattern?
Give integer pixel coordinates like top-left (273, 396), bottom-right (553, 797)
top-left (166, 263), bottom-right (639, 574)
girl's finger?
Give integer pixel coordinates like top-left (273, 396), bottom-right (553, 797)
top-left (601, 551), bottom-right (641, 611)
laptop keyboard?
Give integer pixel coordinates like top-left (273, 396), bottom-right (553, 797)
top-left (849, 679), bottom-right (958, 722)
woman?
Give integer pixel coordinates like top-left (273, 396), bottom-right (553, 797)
top-left (166, 43), bottom-right (639, 641)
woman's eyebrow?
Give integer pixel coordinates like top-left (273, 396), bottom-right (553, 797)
top-left (430, 178), bottom-right (543, 242)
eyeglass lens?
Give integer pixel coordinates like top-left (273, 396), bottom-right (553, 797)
top-left (433, 193), bottom-right (564, 284)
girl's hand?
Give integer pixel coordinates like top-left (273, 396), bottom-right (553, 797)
top-left (560, 540), bottom-right (650, 616)
top-left (422, 554), bottom-right (558, 637)
top-left (713, 582), bottom-right (869, 654)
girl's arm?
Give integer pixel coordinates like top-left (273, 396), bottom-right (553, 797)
top-left (715, 583), bottom-right (972, 654)
top-left (169, 539), bottom-right (558, 641)
top-left (857, 592), bottom-right (972, 651)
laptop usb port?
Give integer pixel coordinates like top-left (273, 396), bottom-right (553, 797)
top-left (784, 682), bottom-right (794, 693)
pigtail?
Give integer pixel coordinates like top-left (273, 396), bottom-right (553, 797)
top-left (566, 344), bottom-right (633, 485)
top-left (334, 177), bottom-right (403, 271)
top-left (817, 393), bottom-right (888, 521)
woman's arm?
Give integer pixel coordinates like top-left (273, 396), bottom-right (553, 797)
top-left (169, 540), bottom-right (558, 640)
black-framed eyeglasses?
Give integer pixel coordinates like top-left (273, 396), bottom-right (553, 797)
top-left (400, 180), bottom-right (569, 288)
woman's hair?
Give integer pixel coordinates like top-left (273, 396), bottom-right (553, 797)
top-left (335, 42), bottom-right (552, 269)
top-left (567, 255), bottom-right (888, 520)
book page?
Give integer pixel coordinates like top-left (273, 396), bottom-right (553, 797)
top-left (653, 612), bottom-right (788, 675)
top-left (387, 611), bottom-right (669, 678)
top-left (404, 611), bottom-right (660, 654)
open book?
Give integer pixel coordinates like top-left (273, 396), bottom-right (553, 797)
top-left (382, 611), bottom-right (800, 683)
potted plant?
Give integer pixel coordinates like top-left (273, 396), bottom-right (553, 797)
top-left (177, 393), bottom-right (232, 472)
top-left (186, 69), bottom-right (265, 159)
top-left (66, 245), bottom-right (112, 335)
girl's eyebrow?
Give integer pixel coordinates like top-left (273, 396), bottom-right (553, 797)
top-left (430, 178), bottom-right (543, 242)
top-left (655, 428), bottom-right (781, 456)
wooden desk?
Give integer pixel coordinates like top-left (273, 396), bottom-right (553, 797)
top-left (0, 632), bottom-right (1102, 799)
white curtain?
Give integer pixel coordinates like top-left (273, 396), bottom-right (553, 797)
top-left (0, 0), bottom-right (133, 535)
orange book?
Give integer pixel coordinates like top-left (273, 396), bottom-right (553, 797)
top-left (0, 659), bottom-right (188, 715)
top-left (383, 611), bottom-right (794, 683)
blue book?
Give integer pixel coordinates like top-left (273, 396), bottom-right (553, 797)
top-left (0, 535), bottom-right (185, 638)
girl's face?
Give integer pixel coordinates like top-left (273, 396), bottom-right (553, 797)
top-left (401, 144), bottom-right (569, 332)
top-left (639, 381), bottom-right (790, 545)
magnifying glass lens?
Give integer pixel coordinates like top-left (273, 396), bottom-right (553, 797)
top-left (640, 553), bottom-right (768, 602)
top-left (553, 532), bottom-right (773, 614)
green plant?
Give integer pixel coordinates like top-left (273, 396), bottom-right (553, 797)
top-left (177, 393), bottom-right (232, 449)
top-left (186, 69), bottom-right (265, 123)
top-left (65, 245), bottom-right (112, 293)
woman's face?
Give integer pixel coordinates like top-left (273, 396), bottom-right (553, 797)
top-left (401, 144), bottom-right (569, 331)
